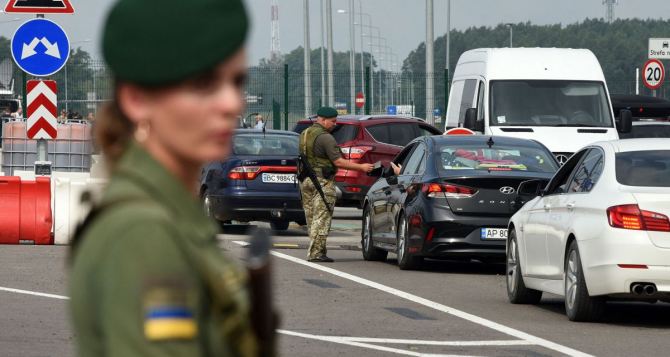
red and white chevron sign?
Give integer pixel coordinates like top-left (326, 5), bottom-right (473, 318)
top-left (27, 79), bottom-right (58, 139)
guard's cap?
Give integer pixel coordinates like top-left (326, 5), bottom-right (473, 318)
top-left (103, 0), bottom-right (248, 86)
top-left (316, 107), bottom-right (338, 119)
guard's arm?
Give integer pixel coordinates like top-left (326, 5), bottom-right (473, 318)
top-left (333, 158), bottom-right (374, 173)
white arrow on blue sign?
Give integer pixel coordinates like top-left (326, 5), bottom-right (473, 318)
top-left (11, 18), bottom-right (70, 77)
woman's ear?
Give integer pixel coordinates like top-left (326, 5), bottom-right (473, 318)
top-left (116, 83), bottom-right (153, 125)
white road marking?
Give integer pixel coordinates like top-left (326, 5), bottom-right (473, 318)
top-left (231, 241), bottom-right (593, 357)
top-left (0, 286), bottom-right (69, 300)
top-left (340, 337), bottom-right (532, 346)
top-left (279, 329), bottom-right (483, 357)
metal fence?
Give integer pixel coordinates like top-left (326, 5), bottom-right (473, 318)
top-left (0, 59), bottom-right (665, 131)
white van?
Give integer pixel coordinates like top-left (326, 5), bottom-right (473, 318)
top-left (446, 48), bottom-right (631, 164)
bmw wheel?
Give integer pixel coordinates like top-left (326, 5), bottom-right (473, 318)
top-left (506, 230), bottom-right (542, 304)
top-left (396, 214), bottom-right (422, 270)
top-left (565, 240), bottom-right (605, 322)
top-left (361, 204), bottom-right (387, 261)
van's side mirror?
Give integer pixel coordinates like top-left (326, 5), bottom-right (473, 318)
top-left (618, 109), bottom-right (632, 134)
top-left (463, 108), bottom-right (477, 130)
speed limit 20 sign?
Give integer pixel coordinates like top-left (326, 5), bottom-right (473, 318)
top-left (643, 59), bottom-right (665, 90)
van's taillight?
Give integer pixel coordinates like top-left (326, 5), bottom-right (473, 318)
top-left (607, 204), bottom-right (670, 232)
top-left (341, 146), bottom-right (373, 160)
top-left (422, 183), bottom-right (477, 198)
top-left (228, 166), bottom-right (261, 180)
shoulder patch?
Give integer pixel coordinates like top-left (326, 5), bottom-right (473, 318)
top-left (143, 278), bottom-right (198, 341)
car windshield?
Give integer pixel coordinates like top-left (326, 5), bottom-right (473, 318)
top-left (436, 143), bottom-right (558, 173)
top-left (616, 150), bottom-right (670, 187)
top-left (490, 80), bottom-right (614, 127)
top-left (619, 124), bottom-right (670, 139)
top-left (232, 134), bottom-right (298, 156)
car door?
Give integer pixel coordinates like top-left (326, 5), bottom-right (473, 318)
top-left (387, 142), bottom-right (426, 243)
top-left (373, 143), bottom-right (416, 241)
top-left (545, 148), bottom-right (605, 277)
top-left (522, 150), bottom-right (588, 277)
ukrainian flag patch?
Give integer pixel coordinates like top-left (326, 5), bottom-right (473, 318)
top-left (144, 306), bottom-right (197, 340)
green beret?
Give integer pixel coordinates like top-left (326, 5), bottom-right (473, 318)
top-left (103, 0), bottom-right (248, 86)
top-left (317, 107), bottom-right (338, 119)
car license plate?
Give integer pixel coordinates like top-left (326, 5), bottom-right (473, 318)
top-left (480, 228), bottom-right (508, 240)
top-left (262, 173), bottom-right (296, 184)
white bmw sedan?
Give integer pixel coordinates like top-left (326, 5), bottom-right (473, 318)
top-left (506, 139), bottom-right (670, 321)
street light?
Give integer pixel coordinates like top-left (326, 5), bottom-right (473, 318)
top-left (337, 6), bottom-right (356, 114)
top-left (505, 23), bottom-right (514, 48)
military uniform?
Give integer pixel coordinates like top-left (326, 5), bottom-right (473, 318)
top-left (70, 143), bottom-right (257, 356)
top-left (299, 120), bottom-right (341, 260)
top-left (69, 0), bottom-right (258, 355)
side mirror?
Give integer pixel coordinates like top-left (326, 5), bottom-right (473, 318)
top-left (513, 179), bottom-right (546, 211)
top-left (381, 165), bottom-right (394, 178)
top-left (618, 109), bottom-right (632, 134)
top-left (463, 108), bottom-right (477, 130)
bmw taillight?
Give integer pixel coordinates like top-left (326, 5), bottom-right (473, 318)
top-left (422, 183), bottom-right (477, 198)
top-left (341, 146), bottom-right (373, 160)
top-left (607, 204), bottom-right (670, 232)
top-left (228, 166), bottom-right (261, 180)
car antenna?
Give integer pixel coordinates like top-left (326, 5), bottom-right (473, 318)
top-left (486, 136), bottom-right (495, 148)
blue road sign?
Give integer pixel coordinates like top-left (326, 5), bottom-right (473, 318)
top-left (386, 105), bottom-right (397, 115)
top-left (11, 18), bottom-right (70, 77)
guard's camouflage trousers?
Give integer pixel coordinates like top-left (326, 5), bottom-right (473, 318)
top-left (300, 177), bottom-right (337, 259)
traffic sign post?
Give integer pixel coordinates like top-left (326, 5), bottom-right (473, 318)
top-left (27, 79), bottom-right (57, 173)
top-left (355, 92), bottom-right (365, 112)
top-left (648, 38), bottom-right (670, 60)
top-left (642, 59), bottom-right (665, 94)
top-left (11, 18), bottom-right (70, 77)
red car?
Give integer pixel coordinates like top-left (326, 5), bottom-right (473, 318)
top-left (293, 115), bottom-right (442, 207)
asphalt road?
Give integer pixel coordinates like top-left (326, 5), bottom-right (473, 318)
top-left (1, 207), bottom-right (669, 356)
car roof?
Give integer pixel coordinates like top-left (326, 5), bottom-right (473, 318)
top-left (599, 138), bottom-right (670, 153)
top-left (428, 134), bottom-right (547, 148)
top-left (296, 115), bottom-right (426, 124)
top-left (234, 129), bottom-right (298, 136)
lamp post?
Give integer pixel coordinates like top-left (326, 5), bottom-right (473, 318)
top-left (325, 0), bottom-right (334, 106)
top-left (320, 0), bottom-right (326, 107)
top-left (303, 0), bottom-right (311, 117)
top-left (426, 0), bottom-right (435, 124)
top-left (505, 23), bottom-right (514, 48)
top-left (337, 5), bottom-right (356, 114)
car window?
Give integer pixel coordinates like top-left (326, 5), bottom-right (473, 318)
top-left (366, 124), bottom-right (390, 144)
top-left (620, 124), bottom-right (670, 139)
top-left (417, 124), bottom-right (440, 137)
top-left (458, 79), bottom-right (478, 125)
top-left (436, 143), bottom-right (557, 173)
top-left (476, 81), bottom-right (486, 121)
top-left (545, 149), bottom-right (588, 195)
top-left (616, 150), bottom-right (670, 187)
top-left (402, 143), bottom-right (425, 175)
top-left (446, 80), bottom-right (464, 128)
top-left (293, 122), bottom-right (311, 134)
top-left (389, 124), bottom-right (417, 146)
top-left (233, 134), bottom-right (298, 156)
top-left (330, 124), bottom-right (359, 144)
top-left (566, 149), bottom-right (604, 193)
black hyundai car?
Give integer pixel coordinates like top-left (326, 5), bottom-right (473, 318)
top-left (361, 135), bottom-right (559, 269)
top-left (200, 129), bottom-right (305, 231)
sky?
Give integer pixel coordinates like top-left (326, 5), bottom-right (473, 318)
top-left (0, 0), bottom-right (668, 68)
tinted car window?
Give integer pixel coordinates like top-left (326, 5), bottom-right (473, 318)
top-left (293, 122), bottom-right (311, 134)
top-left (619, 124), bottom-right (670, 139)
top-left (366, 124), bottom-right (391, 144)
top-left (567, 149), bottom-right (604, 193)
top-left (389, 124), bottom-right (417, 146)
top-left (402, 143), bottom-right (426, 175)
top-left (436, 143), bottom-right (558, 174)
top-left (233, 135), bottom-right (298, 156)
top-left (616, 150), bottom-right (670, 187)
top-left (330, 124), bottom-right (359, 144)
top-left (417, 125), bottom-right (439, 137)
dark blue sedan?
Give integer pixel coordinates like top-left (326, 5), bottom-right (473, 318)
top-left (200, 129), bottom-right (305, 230)
top-left (362, 135), bottom-right (559, 269)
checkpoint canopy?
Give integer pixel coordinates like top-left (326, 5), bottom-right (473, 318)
top-left (11, 18), bottom-right (70, 77)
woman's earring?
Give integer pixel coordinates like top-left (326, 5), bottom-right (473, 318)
top-left (134, 121), bottom-right (150, 143)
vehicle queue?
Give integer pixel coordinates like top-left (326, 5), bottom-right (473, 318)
top-left (202, 47), bottom-right (670, 326)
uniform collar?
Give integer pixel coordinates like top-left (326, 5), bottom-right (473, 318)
top-left (114, 141), bottom-right (215, 235)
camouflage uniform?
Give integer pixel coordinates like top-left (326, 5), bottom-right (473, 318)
top-left (299, 123), bottom-right (341, 260)
top-left (300, 177), bottom-right (337, 258)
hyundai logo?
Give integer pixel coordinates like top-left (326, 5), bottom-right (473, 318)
top-left (500, 186), bottom-right (515, 195)
top-left (555, 154), bottom-right (570, 165)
